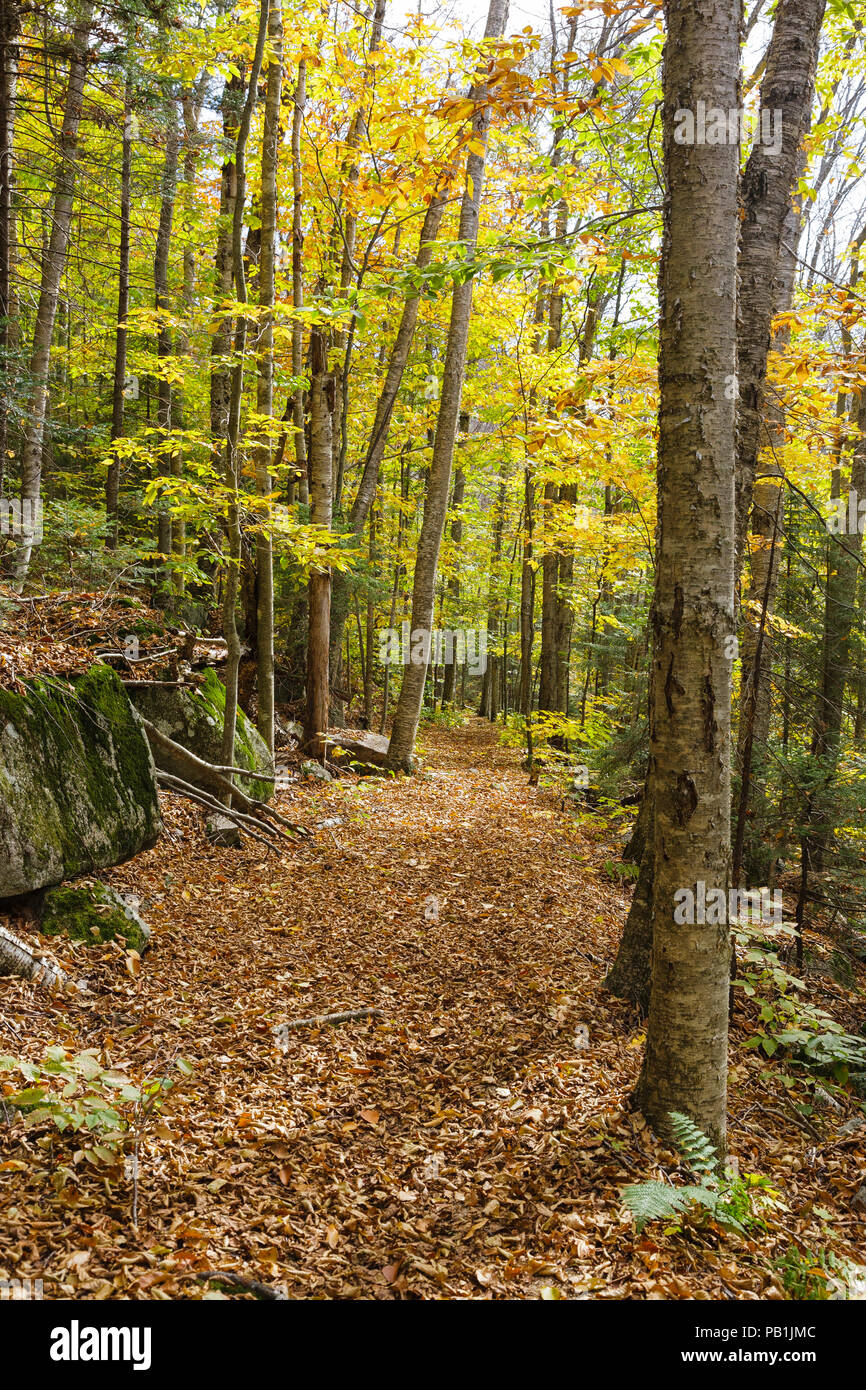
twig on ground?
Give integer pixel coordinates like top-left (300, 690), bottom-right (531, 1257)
top-left (194, 1270), bottom-right (287, 1300)
top-left (274, 1007), bottom-right (384, 1035)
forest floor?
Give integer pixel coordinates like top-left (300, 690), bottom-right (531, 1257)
top-left (1, 716), bottom-right (864, 1299)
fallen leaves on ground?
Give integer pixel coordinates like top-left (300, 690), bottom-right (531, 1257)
top-left (0, 719), bottom-right (863, 1299)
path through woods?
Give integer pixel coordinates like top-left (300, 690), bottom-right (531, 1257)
top-left (2, 720), bottom-right (861, 1299)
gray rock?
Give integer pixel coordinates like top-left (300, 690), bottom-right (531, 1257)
top-left (0, 666), bottom-right (161, 900)
top-left (205, 814), bottom-right (243, 848)
top-left (129, 669), bottom-right (274, 801)
top-left (321, 730), bottom-right (409, 775)
top-left (300, 760), bottom-right (332, 782)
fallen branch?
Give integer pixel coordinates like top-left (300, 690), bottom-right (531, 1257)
top-left (123, 679), bottom-right (194, 688)
top-left (194, 1270), bottom-right (287, 1301)
top-left (274, 1007), bottom-right (383, 1035)
top-left (98, 649), bottom-right (175, 664)
top-left (0, 924), bottom-right (65, 990)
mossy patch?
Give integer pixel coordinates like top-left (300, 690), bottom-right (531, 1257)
top-left (39, 882), bottom-right (150, 951)
top-left (0, 665), bottom-right (161, 898)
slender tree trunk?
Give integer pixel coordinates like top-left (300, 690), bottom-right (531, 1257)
top-left (305, 330), bottom-right (334, 755)
top-left (634, 0), bottom-right (740, 1157)
top-left (169, 78), bottom-right (207, 583)
top-left (153, 97), bottom-right (179, 602)
top-left (441, 466), bottom-right (465, 705)
top-left (0, 0), bottom-right (19, 502)
top-left (106, 65), bottom-right (133, 549)
top-left (387, 0), bottom-right (509, 771)
top-left (332, 0), bottom-right (387, 511)
top-left (15, 0), bottom-right (94, 588)
top-left (363, 497), bottom-right (377, 724)
top-left (254, 0), bottom-right (282, 756)
top-left (328, 191), bottom-right (448, 709)
top-left (519, 462), bottom-right (535, 763)
top-left (735, 0), bottom-right (826, 571)
top-left (734, 222), bottom-right (799, 878)
top-left (290, 60), bottom-right (307, 506)
top-left (219, 3), bottom-right (269, 784)
top-left (538, 481), bottom-right (559, 711)
top-left (380, 447), bottom-right (410, 733)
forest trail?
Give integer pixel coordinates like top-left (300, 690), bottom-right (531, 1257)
top-left (4, 719), bottom-right (854, 1300)
top-left (6, 717), bottom-right (659, 1299)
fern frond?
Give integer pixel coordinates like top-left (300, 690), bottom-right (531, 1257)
top-left (669, 1111), bottom-right (718, 1177)
top-left (621, 1180), bottom-right (693, 1233)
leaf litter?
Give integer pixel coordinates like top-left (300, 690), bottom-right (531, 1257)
top-left (1, 718), bottom-right (863, 1299)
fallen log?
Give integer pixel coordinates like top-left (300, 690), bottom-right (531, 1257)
top-left (0, 924), bottom-right (65, 990)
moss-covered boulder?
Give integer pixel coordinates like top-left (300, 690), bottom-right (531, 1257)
top-left (39, 882), bottom-right (151, 951)
top-left (129, 669), bottom-right (274, 800)
top-left (0, 666), bottom-right (161, 900)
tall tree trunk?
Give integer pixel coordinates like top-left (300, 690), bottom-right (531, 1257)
top-left (333, 0), bottom-right (387, 512)
top-left (387, 0), bottom-right (509, 771)
top-left (255, 0), bottom-right (283, 756)
top-left (606, 0), bottom-right (827, 1011)
top-left (15, 0), bottom-right (94, 588)
top-left (634, 0), bottom-right (740, 1157)
top-left (106, 64), bottom-right (133, 549)
top-left (538, 481), bottom-right (559, 712)
top-left (441, 466), bottom-right (465, 705)
top-left (154, 97), bottom-right (179, 602)
top-left (218, 3), bottom-right (269, 784)
top-left (519, 464), bottom-right (535, 749)
top-left (305, 330), bottom-right (334, 755)
top-left (289, 60), bottom-right (307, 506)
top-left (735, 0), bottom-right (826, 571)
top-left (169, 77), bottom-right (207, 583)
top-left (328, 190), bottom-right (448, 712)
top-left (0, 0), bottom-right (19, 502)
top-left (733, 220), bottom-right (799, 880)
top-left (211, 71), bottom-right (243, 447)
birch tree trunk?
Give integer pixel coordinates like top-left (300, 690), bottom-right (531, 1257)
top-left (218, 2), bottom-right (268, 783)
top-left (606, 0), bottom-right (827, 1012)
top-left (327, 191), bottom-right (448, 706)
top-left (387, 0), bottom-right (509, 771)
top-left (305, 330), bottom-right (335, 756)
top-left (735, 0), bottom-right (826, 570)
top-left (106, 64), bottom-right (133, 549)
top-left (289, 60), bottom-right (308, 506)
top-left (154, 98), bottom-right (179, 602)
top-left (255, 0), bottom-right (283, 756)
top-left (15, 0), bottom-right (94, 588)
top-left (0, 0), bottom-right (19, 502)
top-left (633, 0), bottom-right (740, 1156)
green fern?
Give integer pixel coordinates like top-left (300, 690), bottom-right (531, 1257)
top-left (668, 1111), bottom-right (719, 1177)
top-left (623, 1113), bottom-right (730, 1234)
top-left (621, 1180), bottom-right (693, 1233)
top-left (622, 1112), bottom-right (782, 1236)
